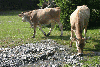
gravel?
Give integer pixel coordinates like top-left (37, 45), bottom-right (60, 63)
top-left (0, 39), bottom-right (84, 67)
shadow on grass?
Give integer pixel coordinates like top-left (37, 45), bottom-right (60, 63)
top-left (84, 38), bottom-right (100, 52)
top-left (42, 35), bottom-right (71, 41)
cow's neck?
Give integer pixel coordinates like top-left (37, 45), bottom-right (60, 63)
top-left (29, 21), bottom-right (34, 26)
top-left (75, 25), bottom-right (82, 40)
top-left (27, 18), bottom-right (34, 26)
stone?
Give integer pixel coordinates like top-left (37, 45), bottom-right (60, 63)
top-left (0, 39), bottom-right (85, 67)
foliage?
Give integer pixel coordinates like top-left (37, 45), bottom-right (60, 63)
top-left (55, 0), bottom-right (75, 30)
top-left (80, 56), bottom-right (100, 66)
top-left (0, 0), bottom-right (39, 10)
top-left (38, 0), bottom-right (44, 7)
top-left (88, 9), bottom-right (100, 29)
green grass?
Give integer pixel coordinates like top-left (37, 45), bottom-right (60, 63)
top-left (0, 10), bottom-right (100, 66)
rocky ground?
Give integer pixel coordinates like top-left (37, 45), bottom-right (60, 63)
top-left (0, 39), bottom-right (87, 67)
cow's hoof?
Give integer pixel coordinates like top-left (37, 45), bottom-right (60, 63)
top-left (44, 33), bottom-right (46, 36)
top-left (79, 54), bottom-right (83, 56)
top-left (69, 45), bottom-right (72, 47)
top-left (47, 33), bottom-right (50, 36)
top-left (60, 35), bottom-right (63, 37)
top-left (85, 41), bottom-right (88, 43)
top-left (32, 36), bottom-right (35, 38)
top-left (77, 53), bottom-right (83, 56)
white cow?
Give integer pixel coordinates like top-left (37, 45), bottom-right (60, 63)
top-left (70, 5), bottom-right (90, 55)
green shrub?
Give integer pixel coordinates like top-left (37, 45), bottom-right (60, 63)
top-left (55, 0), bottom-right (76, 30)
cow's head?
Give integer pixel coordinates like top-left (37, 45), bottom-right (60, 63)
top-left (72, 38), bottom-right (86, 56)
top-left (18, 11), bottom-right (32, 22)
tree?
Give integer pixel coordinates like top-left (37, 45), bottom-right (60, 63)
top-left (0, 0), bottom-right (39, 10)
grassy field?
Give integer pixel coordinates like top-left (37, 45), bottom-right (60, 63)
top-left (0, 10), bottom-right (100, 66)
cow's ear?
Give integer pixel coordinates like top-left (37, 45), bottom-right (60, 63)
top-left (82, 38), bottom-right (87, 40)
top-left (18, 14), bottom-right (22, 17)
top-left (28, 11), bottom-right (32, 16)
top-left (21, 12), bottom-right (24, 14)
top-left (29, 11), bottom-right (32, 13)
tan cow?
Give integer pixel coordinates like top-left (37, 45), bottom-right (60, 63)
top-left (18, 7), bottom-right (63, 38)
top-left (70, 5), bottom-right (90, 55)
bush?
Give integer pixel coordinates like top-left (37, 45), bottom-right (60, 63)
top-left (0, 0), bottom-right (39, 10)
top-left (55, 0), bottom-right (76, 30)
top-left (88, 9), bottom-right (100, 29)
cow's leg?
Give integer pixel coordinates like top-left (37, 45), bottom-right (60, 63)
top-left (47, 23), bottom-right (55, 36)
top-left (70, 29), bottom-right (74, 47)
top-left (32, 25), bottom-right (37, 38)
top-left (38, 24), bottom-right (46, 36)
top-left (84, 26), bottom-right (87, 43)
top-left (84, 27), bottom-right (87, 39)
top-left (58, 22), bottom-right (63, 36)
top-left (29, 22), bottom-right (33, 28)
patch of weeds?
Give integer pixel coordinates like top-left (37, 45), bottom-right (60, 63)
top-left (63, 64), bottom-right (72, 67)
top-left (80, 56), bottom-right (100, 66)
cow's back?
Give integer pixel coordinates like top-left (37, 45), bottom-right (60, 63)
top-left (36, 8), bottom-right (60, 24)
top-left (70, 5), bottom-right (90, 28)
top-left (70, 7), bottom-right (80, 28)
top-left (79, 6), bottom-right (90, 23)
